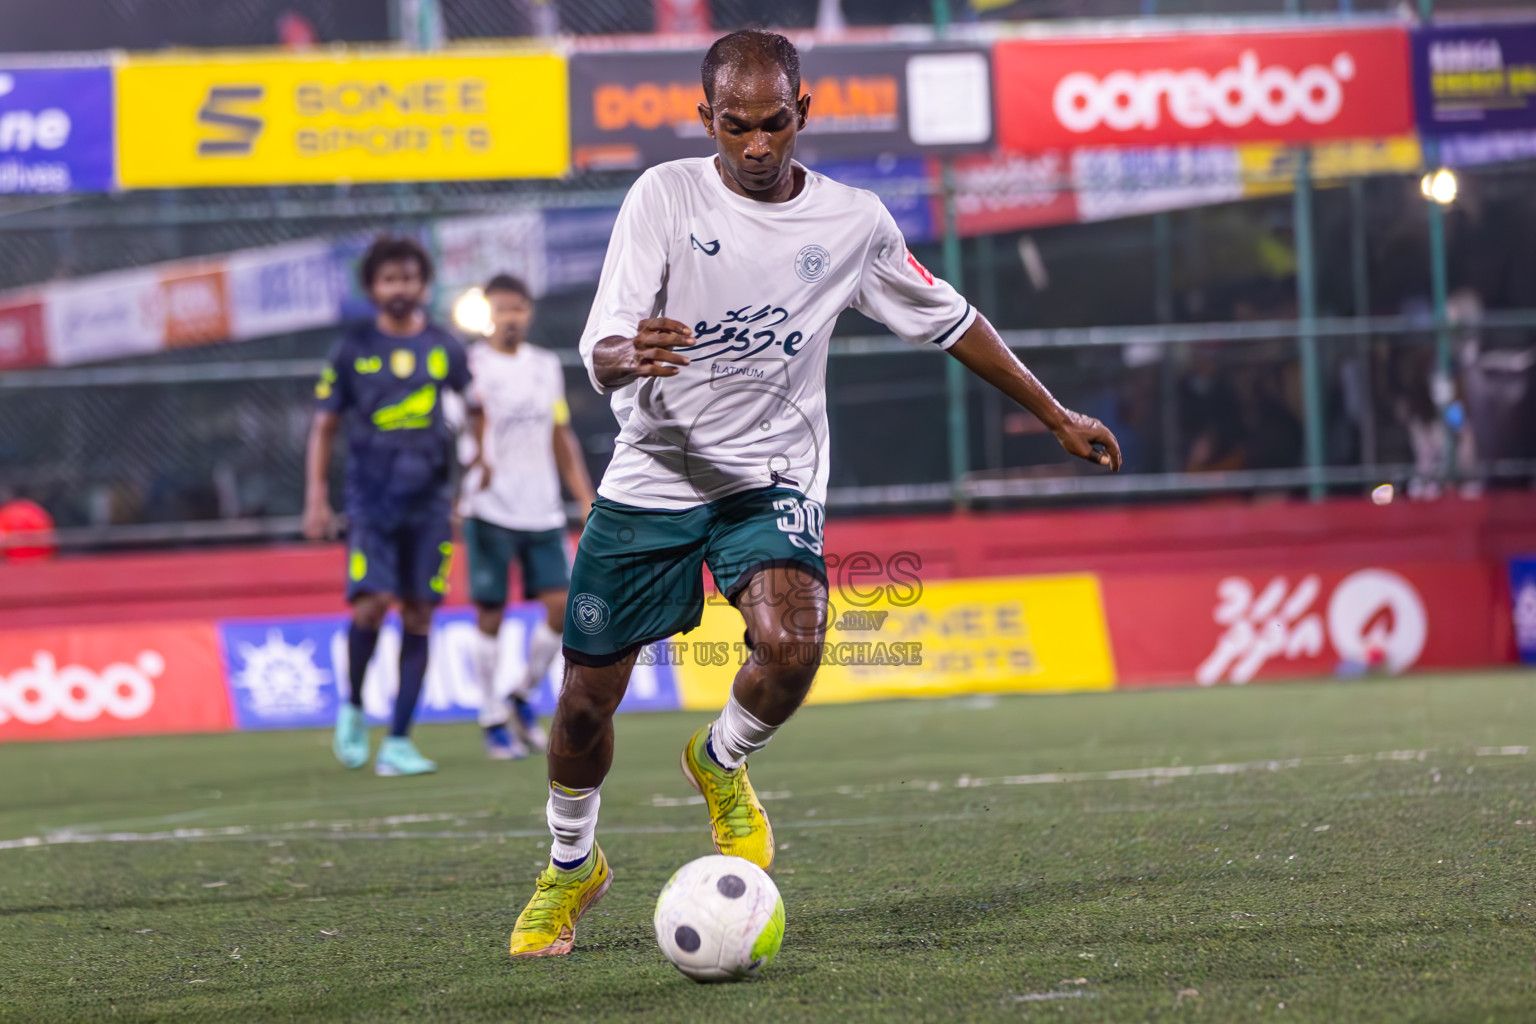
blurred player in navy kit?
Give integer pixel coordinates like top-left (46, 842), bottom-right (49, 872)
top-left (303, 236), bottom-right (472, 777)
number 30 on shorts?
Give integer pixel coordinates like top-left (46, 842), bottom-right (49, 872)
top-left (772, 495), bottom-right (825, 556)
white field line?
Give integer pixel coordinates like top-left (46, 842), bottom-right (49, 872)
top-left (2, 746), bottom-right (1527, 854)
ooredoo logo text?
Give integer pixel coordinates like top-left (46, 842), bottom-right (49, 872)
top-left (0, 650), bottom-right (161, 725)
top-left (1053, 51), bottom-right (1357, 135)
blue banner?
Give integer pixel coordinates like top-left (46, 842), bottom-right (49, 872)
top-left (1510, 557), bottom-right (1536, 666)
top-left (1414, 23), bottom-right (1536, 166)
top-left (0, 65), bottom-right (114, 193)
top-left (813, 156), bottom-right (937, 245)
top-left (216, 605), bottom-right (680, 731)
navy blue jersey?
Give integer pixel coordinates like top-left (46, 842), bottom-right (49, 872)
top-left (315, 322), bottom-right (471, 522)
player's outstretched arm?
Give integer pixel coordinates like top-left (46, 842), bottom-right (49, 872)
top-left (589, 317), bottom-right (695, 390)
top-left (947, 314), bottom-right (1122, 471)
top-left (302, 411), bottom-right (341, 540)
top-left (553, 423), bottom-right (597, 525)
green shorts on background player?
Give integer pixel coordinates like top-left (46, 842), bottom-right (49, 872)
top-left (459, 274), bottom-right (596, 761)
top-left (302, 235), bottom-right (472, 778)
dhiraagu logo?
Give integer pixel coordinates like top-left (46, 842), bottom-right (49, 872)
top-left (371, 384), bottom-right (437, 431)
top-left (681, 304), bottom-right (806, 362)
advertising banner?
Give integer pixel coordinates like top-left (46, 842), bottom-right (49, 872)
top-left (43, 265), bottom-right (166, 366)
top-left (160, 264), bottom-right (232, 347)
top-left (218, 605), bottom-right (680, 731)
top-left (226, 240), bottom-right (346, 340)
top-left (951, 150), bottom-right (1079, 236)
top-left (0, 297), bottom-right (47, 371)
top-left (0, 623), bottom-right (231, 742)
top-left (117, 50), bottom-right (569, 188)
top-left (673, 573), bottom-right (1116, 710)
top-left (995, 27), bottom-right (1414, 151)
top-left (0, 64), bottom-right (114, 193)
top-left (568, 44), bottom-right (992, 171)
top-left (1073, 144), bottom-right (1244, 222)
top-left (434, 209), bottom-right (547, 299)
top-left (1413, 22), bottom-right (1536, 134)
top-left (1509, 557), bottom-right (1536, 665)
top-left (1104, 563), bottom-right (1498, 687)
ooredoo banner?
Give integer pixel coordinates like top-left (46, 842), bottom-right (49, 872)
top-left (0, 64), bottom-right (115, 194)
top-left (0, 623), bottom-right (231, 741)
top-left (994, 27), bottom-right (1414, 151)
top-left (568, 44), bottom-right (992, 171)
top-left (1104, 563), bottom-right (1499, 687)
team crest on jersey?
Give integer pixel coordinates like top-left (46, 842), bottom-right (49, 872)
top-left (794, 244), bottom-right (831, 283)
top-left (390, 349), bottom-right (416, 378)
top-left (571, 593), bottom-right (610, 635)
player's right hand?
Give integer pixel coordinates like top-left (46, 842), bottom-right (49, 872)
top-left (593, 318), bottom-right (693, 387)
top-left (302, 501), bottom-right (336, 541)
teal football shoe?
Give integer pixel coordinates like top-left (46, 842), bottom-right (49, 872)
top-left (332, 703), bottom-right (370, 770)
top-left (375, 736), bottom-right (437, 777)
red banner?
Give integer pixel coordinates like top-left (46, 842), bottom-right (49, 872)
top-left (950, 151), bottom-right (1080, 236)
top-left (0, 298), bottom-right (46, 372)
top-left (0, 623), bottom-right (232, 741)
top-left (1104, 562), bottom-right (1499, 688)
top-left (995, 27), bottom-right (1413, 151)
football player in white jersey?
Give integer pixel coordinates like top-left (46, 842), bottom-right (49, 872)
top-left (460, 275), bottom-right (596, 761)
top-left (508, 30), bottom-right (1120, 957)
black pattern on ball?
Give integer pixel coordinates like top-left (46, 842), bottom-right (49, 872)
top-left (674, 925), bottom-right (701, 953)
top-left (716, 874), bottom-right (747, 899)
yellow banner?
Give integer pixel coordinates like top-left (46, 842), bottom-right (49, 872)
top-left (118, 49), bottom-right (568, 187)
top-left (1240, 136), bottom-right (1422, 196)
top-left (674, 573), bottom-right (1116, 710)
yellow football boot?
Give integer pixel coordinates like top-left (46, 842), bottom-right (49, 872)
top-left (508, 845), bottom-right (612, 958)
top-left (680, 725), bottom-right (775, 871)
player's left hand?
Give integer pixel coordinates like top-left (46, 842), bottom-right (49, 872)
top-left (1053, 410), bottom-right (1122, 471)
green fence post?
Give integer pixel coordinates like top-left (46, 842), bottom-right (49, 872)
top-left (1293, 148), bottom-right (1326, 500)
top-left (1423, 139), bottom-right (1454, 483)
top-left (941, 162), bottom-right (969, 508)
top-left (932, 0), bottom-right (968, 508)
top-left (1349, 176), bottom-right (1377, 470)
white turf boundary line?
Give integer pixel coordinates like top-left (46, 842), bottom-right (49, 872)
top-left (1, 746), bottom-right (1528, 854)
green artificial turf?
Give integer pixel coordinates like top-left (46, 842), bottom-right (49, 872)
top-left (2, 673), bottom-right (1535, 1022)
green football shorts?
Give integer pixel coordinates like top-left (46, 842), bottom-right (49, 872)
top-left (562, 486), bottom-right (827, 666)
top-left (461, 518), bottom-right (571, 606)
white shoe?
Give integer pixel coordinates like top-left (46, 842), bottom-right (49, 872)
top-left (510, 697), bottom-right (548, 752)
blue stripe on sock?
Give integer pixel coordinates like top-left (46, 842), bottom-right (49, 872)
top-left (705, 729), bottom-right (729, 771)
top-left (552, 853), bottom-right (587, 871)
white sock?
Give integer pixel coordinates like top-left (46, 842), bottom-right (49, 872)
top-left (473, 629), bottom-right (508, 729)
top-left (547, 782), bottom-right (601, 867)
top-left (708, 693), bottom-right (778, 771)
top-left (517, 618), bottom-right (562, 699)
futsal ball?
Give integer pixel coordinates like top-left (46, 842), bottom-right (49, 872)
top-left (654, 854), bottom-right (784, 982)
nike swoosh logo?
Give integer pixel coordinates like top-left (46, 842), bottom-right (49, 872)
top-left (691, 234), bottom-right (721, 256)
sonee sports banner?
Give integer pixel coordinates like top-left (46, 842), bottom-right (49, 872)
top-left (117, 49), bottom-right (569, 188)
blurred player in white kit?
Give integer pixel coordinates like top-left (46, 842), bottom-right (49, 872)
top-left (459, 274), bottom-right (596, 760)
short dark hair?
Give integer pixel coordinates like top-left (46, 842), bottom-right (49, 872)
top-left (483, 273), bottom-right (532, 301)
top-left (701, 29), bottom-right (800, 106)
top-left (359, 235), bottom-right (433, 290)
